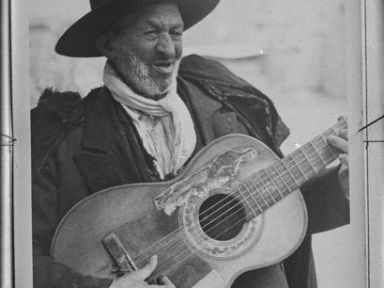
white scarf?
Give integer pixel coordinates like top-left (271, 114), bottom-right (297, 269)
top-left (103, 62), bottom-right (197, 179)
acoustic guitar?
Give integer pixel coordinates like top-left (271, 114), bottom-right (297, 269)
top-left (51, 119), bottom-right (346, 288)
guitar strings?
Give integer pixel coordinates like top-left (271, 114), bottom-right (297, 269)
top-left (128, 124), bottom-right (343, 269)
top-left (153, 156), bottom-right (321, 274)
top-left (188, 122), bottom-right (345, 229)
top-left (180, 122), bottom-right (343, 231)
top-left (149, 143), bottom-right (336, 274)
top-left (132, 149), bottom-right (335, 274)
top-left (128, 125), bottom-right (341, 269)
top-left (129, 139), bottom-right (338, 270)
top-left (127, 123), bottom-right (345, 269)
top-left (147, 122), bottom-right (347, 272)
top-left (145, 126), bottom-right (346, 272)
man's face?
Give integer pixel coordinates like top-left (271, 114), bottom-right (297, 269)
top-left (105, 3), bottom-right (184, 98)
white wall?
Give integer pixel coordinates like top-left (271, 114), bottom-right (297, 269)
top-left (28, 0), bottom-right (347, 105)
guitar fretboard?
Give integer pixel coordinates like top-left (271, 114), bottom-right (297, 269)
top-left (236, 119), bottom-right (347, 216)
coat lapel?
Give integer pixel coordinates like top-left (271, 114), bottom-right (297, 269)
top-left (73, 88), bottom-right (120, 193)
top-left (177, 77), bottom-right (247, 146)
top-left (178, 77), bottom-right (250, 148)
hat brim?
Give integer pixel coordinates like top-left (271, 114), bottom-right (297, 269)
top-left (55, 0), bottom-right (220, 57)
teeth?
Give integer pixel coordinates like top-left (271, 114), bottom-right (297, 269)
top-left (155, 61), bottom-right (172, 66)
top-left (153, 62), bottom-right (173, 74)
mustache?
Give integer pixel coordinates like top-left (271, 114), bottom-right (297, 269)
top-left (152, 51), bottom-right (182, 62)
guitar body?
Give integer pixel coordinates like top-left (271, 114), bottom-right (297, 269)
top-left (51, 134), bottom-right (307, 288)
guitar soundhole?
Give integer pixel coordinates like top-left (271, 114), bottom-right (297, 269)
top-left (199, 194), bottom-right (246, 241)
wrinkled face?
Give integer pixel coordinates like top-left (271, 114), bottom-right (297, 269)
top-left (102, 3), bottom-right (184, 98)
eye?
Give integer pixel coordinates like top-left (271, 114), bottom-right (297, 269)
top-left (171, 29), bottom-right (183, 38)
top-left (143, 30), bottom-right (158, 38)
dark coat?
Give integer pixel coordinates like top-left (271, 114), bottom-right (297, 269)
top-left (31, 55), bottom-right (349, 288)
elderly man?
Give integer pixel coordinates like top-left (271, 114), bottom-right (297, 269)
top-left (32, 0), bottom-right (349, 288)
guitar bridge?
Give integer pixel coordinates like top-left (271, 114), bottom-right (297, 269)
top-left (102, 232), bottom-right (137, 274)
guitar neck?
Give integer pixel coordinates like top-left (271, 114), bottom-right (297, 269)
top-left (240, 119), bottom-right (347, 215)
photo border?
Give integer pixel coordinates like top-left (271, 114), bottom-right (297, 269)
top-left (5, 0), bottom-right (379, 287)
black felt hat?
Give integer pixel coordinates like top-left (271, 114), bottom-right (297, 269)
top-left (55, 0), bottom-right (220, 57)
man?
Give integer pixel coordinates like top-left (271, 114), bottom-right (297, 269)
top-left (32, 0), bottom-right (349, 287)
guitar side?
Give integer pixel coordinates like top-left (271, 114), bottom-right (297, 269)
top-left (51, 134), bottom-right (307, 288)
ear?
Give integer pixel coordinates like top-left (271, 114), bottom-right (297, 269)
top-left (95, 33), bottom-right (112, 56)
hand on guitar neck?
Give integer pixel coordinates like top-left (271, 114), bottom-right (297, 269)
top-left (327, 117), bottom-right (349, 199)
top-left (109, 255), bottom-right (175, 288)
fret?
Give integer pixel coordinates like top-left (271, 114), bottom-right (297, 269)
top-left (283, 155), bottom-right (306, 185)
top-left (289, 150), bottom-right (310, 181)
top-left (297, 149), bottom-right (317, 177)
top-left (301, 144), bottom-right (323, 173)
top-left (270, 189), bottom-right (281, 203)
top-left (308, 139), bottom-right (327, 167)
top-left (255, 185), bottom-right (273, 208)
top-left (280, 160), bottom-right (300, 188)
top-left (253, 174), bottom-right (275, 207)
top-left (270, 163), bottom-right (291, 195)
top-left (274, 161), bottom-right (298, 191)
top-left (243, 182), bottom-right (264, 212)
top-left (261, 167), bottom-right (285, 199)
top-left (257, 169), bottom-right (277, 203)
top-left (311, 136), bottom-right (334, 164)
top-left (302, 143), bottom-right (321, 161)
top-left (258, 170), bottom-right (278, 203)
top-left (302, 148), bottom-right (320, 175)
top-left (237, 185), bottom-right (258, 216)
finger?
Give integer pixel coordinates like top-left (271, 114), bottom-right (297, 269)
top-left (134, 255), bottom-right (158, 280)
top-left (338, 128), bottom-right (348, 140)
top-left (339, 153), bottom-right (348, 166)
top-left (338, 115), bottom-right (348, 122)
top-left (327, 135), bottom-right (348, 153)
top-left (156, 275), bottom-right (175, 287)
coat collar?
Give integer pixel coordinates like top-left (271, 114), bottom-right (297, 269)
top-left (81, 87), bottom-right (117, 153)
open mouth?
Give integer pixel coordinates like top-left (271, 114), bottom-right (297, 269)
top-left (153, 61), bottom-right (174, 75)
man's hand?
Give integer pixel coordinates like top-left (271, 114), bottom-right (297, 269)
top-left (327, 117), bottom-right (349, 199)
top-left (109, 255), bottom-right (175, 288)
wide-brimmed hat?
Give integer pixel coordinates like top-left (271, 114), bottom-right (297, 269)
top-left (55, 0), bottom-right (220, 57)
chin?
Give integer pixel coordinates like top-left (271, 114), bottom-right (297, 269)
top-left (128, 67), bottom-right (178, 99)
top-left (158, 81), bottom-right (173, 93)
top-left (150, 76), bottom-right (176, 95)
top-left (138, 82), bottom-right (172, 99)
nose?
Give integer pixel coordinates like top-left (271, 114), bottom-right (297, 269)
top-left (155, 33), bottom-right (176, 59)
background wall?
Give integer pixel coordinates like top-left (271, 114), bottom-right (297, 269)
top-left (28, 0), bottom-right (353, 287)
top-left (28, 0), bottom-right (348, 149)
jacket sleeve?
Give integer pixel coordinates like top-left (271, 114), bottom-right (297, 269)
top-left (300, 165), bottom-right (349, 234)
top-left (32, 97), bottom-right (113, 288)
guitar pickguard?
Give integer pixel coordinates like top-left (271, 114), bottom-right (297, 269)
top-left (154, 147), bottom-right (257, 215)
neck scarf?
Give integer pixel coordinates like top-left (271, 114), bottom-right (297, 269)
top-left (103, 62), bottom-right (197, 179)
